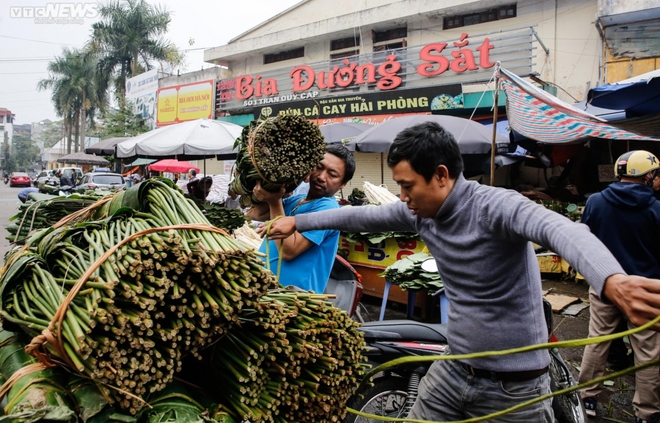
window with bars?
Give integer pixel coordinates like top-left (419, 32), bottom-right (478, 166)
top-left (372, 26), bottom-right (407, 43)
top-left (444, 5), bottom-right (516, 29)
top-left (263, 47), bottom-right (304, 64)
top-left (331, 36), bottom-right (360, 51)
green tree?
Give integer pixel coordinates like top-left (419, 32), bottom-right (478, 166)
top-left (97, 98), bottom-right (150, 139)
top-left (90, 0), bottom-right (174, 98)
top-left (37, 48), bottom-right (108, 154)
top-left (11, 132), bottom-right (40, 172)
top-left (39, 120), bottom-right (66, 150)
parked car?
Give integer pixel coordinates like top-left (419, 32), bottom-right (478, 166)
top-left (76, 172), bottom-right (125, 191)
top-left (60, 167), bottom-right (83, 185)
top-left (9, 172), bottom-right (32, 187)
top-left (33, 169), bottom-right (55, 187)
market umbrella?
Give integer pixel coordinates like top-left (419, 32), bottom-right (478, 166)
top-left (84, 137), bottom-right (130, 155)
top-left (148, 159), bottom-right (199, 173)
top-left (587, 69), bottom-right (660, 117)
top-left (127, 158), bottom-right (156, 166)
top-left (319, 123), bottom-right (373, 150)
top-left (56, 151), bottom-right (110, 166)
top-left (351, 115), bottom-right (510, 154)
top-left (115, 118), bottom-right (243, 160)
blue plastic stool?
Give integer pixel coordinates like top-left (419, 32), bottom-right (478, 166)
top-left (439, 293), bottom-right (449, 324)
top-left (379, 281), bottom-right (450, 323)
top-left (378, 282), bottom-right (421, 321)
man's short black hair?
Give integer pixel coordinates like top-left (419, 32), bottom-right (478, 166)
top-left (387, 121), bottom-right (464, 181)
top-left (326, 143), bottom-right (356, 184)
top-left (189, 169), bottom-right (197, 176)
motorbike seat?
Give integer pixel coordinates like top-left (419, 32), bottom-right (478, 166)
top-left (359, 319), bottom-right (448, 343)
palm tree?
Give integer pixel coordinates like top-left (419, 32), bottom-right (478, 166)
top-left (38, 48), bottom-right (107, 153)
top-left (38, 49), bottom-right (78, 154)
top-left (89, 0), bottom-right (173, 98)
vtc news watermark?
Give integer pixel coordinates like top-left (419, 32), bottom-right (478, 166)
top-left (9, 3), bottom-right (99, 25)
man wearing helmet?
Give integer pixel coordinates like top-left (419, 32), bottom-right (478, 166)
top-left (579, 150), bottom-right (660, 423)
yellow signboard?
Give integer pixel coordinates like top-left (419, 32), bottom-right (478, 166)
top-left (339, 235), bottom-right (426, 269)
top-left (156, 80), bottom-right (214, 126)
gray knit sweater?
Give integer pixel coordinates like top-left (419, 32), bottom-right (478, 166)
top-left (296, 175), bottom-right (625, 371)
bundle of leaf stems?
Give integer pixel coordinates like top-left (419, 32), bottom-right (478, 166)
top-left (6, 195), bottom-right (98, 244)
top-left (189, 289), bottom-right (367, 423)
top-left (0, 181), bottom-right (278, 414)
top-left (229, 114), bottom-right (327, 208)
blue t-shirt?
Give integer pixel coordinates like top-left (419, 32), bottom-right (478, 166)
top-left (259, 194), bottom-right (340, 293)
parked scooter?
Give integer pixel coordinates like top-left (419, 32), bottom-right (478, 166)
top-left (3, 174), bottom-right (8, 185)
top-left (344, 261), bottom-right (585, 423)
top-left (58, 185), bottom-right (75, 196)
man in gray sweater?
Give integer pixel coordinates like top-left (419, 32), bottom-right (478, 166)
top-left (261, 121), bottom-right (660, 422)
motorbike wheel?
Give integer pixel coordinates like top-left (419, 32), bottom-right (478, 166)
top-left (549, 348), bottom-right (586, 423)
top-left (344, 377), bottom-right (409, 423)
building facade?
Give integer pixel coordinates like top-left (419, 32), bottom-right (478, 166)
top-left (596, 0), bottom-right (660, 81)
top-left (201, 0), bottom-right (610, 190)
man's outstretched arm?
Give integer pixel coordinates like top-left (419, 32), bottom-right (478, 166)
top-left (253, 183), bottom-right (313, 260)
top-left (603, 274), bottom-right (660, 331)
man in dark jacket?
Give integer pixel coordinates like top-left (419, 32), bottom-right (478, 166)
top-left (58, 169), bottom-right (72, 187)
top-left (578, 150), bottom-right (660, 423)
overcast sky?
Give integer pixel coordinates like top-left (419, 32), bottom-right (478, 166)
top-left (0, 0), bottom-right (301, 126)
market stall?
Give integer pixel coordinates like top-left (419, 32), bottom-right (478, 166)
top-left (338, 233), bottom-right (436, 318)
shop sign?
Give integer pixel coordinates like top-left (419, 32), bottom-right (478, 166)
top-left (339, 235), bottom-right (427, 269)
top-left (317, 112), bottom-right (430, 126)
top-left (126, 69), bottom-right (158, 129)
top-left (216, 27), bottom-right (533, 114)
top-left (257, 85), bottom-right (461, 119)
top-left (157, 80), bottom-right (215, 126)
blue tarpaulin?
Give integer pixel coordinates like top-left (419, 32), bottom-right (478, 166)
top-left (587, 69), bottom-right (660, 117)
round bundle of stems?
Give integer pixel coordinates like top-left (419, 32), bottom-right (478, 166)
top-left (0, 181), bottom-right (278, 414)
top-left (229, 114), bottom-right (327, 208)
top-left (188, 289), bottom-right (367, 423)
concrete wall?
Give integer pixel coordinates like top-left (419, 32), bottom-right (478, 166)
top-left (158, 67), bottom-right (229, 88)
top-left (598, 0), bottom-right (660, 16)
top-left (206, 0), bottom-right (600, 104)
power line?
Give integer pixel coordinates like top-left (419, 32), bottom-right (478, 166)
top-left (0, 57), bottom-right (53, 62)
top-left (0, 89), bottom-right (40, 95)
top-left (0, 71), bottom-right (49, 75)
top-left (0, 34), bottom-right (81, 47)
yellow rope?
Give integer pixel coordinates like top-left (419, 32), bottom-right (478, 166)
top-left (347, 313), bottom-right (660, 423)
top-left (264, 216), bottom-right (284, 281)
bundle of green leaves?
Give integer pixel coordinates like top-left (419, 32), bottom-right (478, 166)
top-left (378, 252), bottom-right (443, 291)
top-left (202, 203), bottom-right (246, 233)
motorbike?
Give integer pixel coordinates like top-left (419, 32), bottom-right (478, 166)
top-left (3, 175), bottom-right (8, 185)
top-left (344, 260), bottom-right (585, 423)
top-left (58, 184), bottom-right (75, 197)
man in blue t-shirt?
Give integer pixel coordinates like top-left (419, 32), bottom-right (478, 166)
top-left (251, 144), bottom-right (355, 293)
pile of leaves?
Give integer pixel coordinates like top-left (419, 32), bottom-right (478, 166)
top-left (342, 230), bottom-right (420, 245)
top-left (378, 252), bottom-right (443, 291)
top-left (230, 114), bottom-right (326, 208)
top-left (202, 203), bottom-right (246, 233)
top-left (6, 194), bottom-right (99, 245)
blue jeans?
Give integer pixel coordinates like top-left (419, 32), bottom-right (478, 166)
top-left (408, 359), bottom-right (554, 422)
